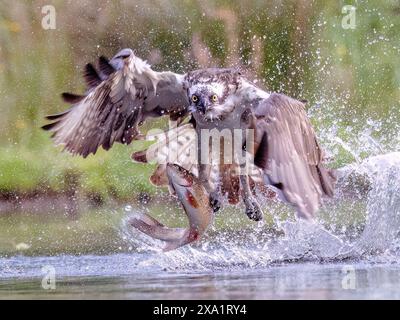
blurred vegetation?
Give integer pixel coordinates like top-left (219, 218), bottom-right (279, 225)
top-left (0, 0), bottom-right (399, 204)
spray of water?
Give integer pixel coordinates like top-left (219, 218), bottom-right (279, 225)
top-left (340, 153), bottom-right (400, 257)
top-left (120, 110), bottom-right (400, 271)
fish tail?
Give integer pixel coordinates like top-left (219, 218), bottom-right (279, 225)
top-left (162, 239), bottom-right (187, 252)
top-left (129, 213), bottom-right (187, 243)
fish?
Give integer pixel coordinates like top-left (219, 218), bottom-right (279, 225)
top-left (129, 163), bottom-right (214, 251)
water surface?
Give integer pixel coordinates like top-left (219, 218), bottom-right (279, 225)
top-left (1, 254), bottom-right (400, 299)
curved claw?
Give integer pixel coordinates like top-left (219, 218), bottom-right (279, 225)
top-left (209, 193), bottom-right (222, 213)
top-left (244, 198), bottom-right (263, 221)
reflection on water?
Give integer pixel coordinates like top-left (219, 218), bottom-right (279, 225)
top-left (1, 254), bottom-right (400, 299)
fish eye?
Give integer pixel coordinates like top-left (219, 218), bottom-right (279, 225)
top-left (211, 94), bottom-right (218, 103)
top-left (191, 95), bottom-right (198, 103)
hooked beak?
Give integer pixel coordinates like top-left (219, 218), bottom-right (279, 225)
top-left (110, 48), bottom-right (134, 69)
top-left (196, 98), bottom-right (211, 114)
top-left (112, 48), bottom-right (134, 60)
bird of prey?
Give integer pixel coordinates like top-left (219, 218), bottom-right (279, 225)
top-left (43, 48), bottom-right (335, 221)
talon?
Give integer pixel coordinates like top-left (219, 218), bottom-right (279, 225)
top-left (209, 195), bottom-right (221, 213)
top-left (245, 199), bottom-right (263, 221)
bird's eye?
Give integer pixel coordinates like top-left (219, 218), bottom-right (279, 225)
top-left (191, 95), bottom-right (198, 103)
top-left (211, 95), bottom-right (218, 103)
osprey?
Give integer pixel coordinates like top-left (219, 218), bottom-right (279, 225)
top-left (43, 48), bottom-right (335, 221)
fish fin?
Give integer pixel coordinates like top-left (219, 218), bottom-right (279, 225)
top-left (163, 228), bottom-right (200, 252)
top-left (132, 212), bottom-right (165, 227)
top-left (129, 214), bottom-right (186, 242)
top-left (163, 241), bottom-right (185, 252)
top-left (131, 150), bottom-right (148, 163)
top-left (149, 164), bottom-right (169, 186)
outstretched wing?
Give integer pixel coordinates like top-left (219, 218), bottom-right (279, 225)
top-left (252, 93), bottom-right (335, 219)
top-left (42, 48), bottom-right (189, 158)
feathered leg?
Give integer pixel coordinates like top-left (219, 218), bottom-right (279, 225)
top-left (240, 166), bottom-right (263, 221)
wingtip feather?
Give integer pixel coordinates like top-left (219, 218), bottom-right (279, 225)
top-left (84, 63), bottom-right (102, 88)
top-left (98, 56), bottom-right (115, 77)
top-left (41, 122), bottom-right (59, 131)
top-left (61, 92), bottom-right (85, 104)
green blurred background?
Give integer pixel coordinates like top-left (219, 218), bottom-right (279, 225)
top-left (0, 0), bottom-right (399, 255)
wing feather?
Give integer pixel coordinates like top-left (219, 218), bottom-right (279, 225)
top-left (83, 63), bottom-right (102, 88)
top-left (253, 93), bottom-right (335, 218)
top-left (43, 49), bottom-right (189, 158)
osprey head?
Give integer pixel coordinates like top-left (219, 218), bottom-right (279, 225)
top-left (186, 68), bottom-right (241, 122)
top-left (109, 48), bottom-right (134, 69)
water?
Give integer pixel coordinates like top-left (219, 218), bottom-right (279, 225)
top-left (1, 255), bottom-right (400, 299)
top-left (1, 153), bottom-right (400, 299)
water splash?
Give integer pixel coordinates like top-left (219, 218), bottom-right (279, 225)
top-left (120, 152), bottom-right (400, 271)
top-left (121, 92), bottom-right (400, 270)
top-left (341, 153), bottom-right (400, 256)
